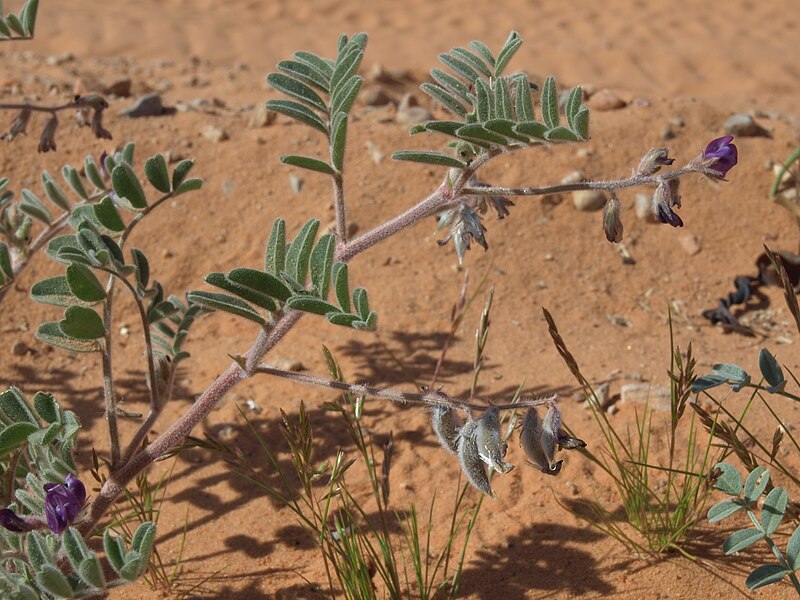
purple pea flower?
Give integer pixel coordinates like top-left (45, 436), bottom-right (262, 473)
top-left (44, 474), bottom-right (86, 534)
top-left (702, 136), bottom-right (738, 178)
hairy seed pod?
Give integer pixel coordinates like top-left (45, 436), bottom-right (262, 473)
top-left (520, 407), bottom-right (548, 471)
top-left (457, 419), bottom-right (493, 496)
top-left (431, 405), bottom-right (461, 454)
top-left (540, 404), bottom-right (561, 469)
top-left (475, 407), bottom-right (513, 474)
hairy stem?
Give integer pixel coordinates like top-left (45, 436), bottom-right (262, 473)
top-left (102, 289), bottom-right (121, 467)
top-left (461, 166), bottom-right (698, 197)
top-left (0, 101), bottom-right (83, 114)
top-left (332, 173), bottom-right (347, 245)
top-left (81, 309), bottom-right (303, 533)
top-left (255, 364), bottom-right (555, 413)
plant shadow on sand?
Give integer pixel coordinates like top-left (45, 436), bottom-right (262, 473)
top-left (458, 522), bottom-right (618, 597)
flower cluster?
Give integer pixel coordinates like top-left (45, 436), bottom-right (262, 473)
top-left (431, 402), bottom-right (584, 496)
top-left (0, 474), bottom-right (86, 535)
top-left (603, 136), bottom-right (739, 242)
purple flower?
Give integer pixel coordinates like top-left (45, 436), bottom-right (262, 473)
top-left (44, 474), bottom-right (86, 534)
top-left (702, 136), bottom-right (738, 177)
top-left (0, 508), bottom-right (33, 533)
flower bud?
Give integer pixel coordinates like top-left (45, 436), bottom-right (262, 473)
top-left (0, 508), bottom-right (38, 533)
top-left (603, 194), bottom-right (623, 243)
top-left (637, 148), bottom-right (674, 176)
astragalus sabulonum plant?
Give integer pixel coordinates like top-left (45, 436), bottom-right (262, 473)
top-left (0, 30), bottom-right (738, 598)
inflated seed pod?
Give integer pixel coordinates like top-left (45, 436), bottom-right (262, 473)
top-left (539, 404), bottom-right (562, 469)
top-left (475, 407), bottom-right (514, 474)
top-left (457, 419), bottom-right (493, 496)
top-left (520, 407), bottom-right (547, 470)
top-left (431, 405), bottom-right (461, 454)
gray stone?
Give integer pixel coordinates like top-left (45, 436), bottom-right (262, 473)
top-left (120, 93), bottom-right (166, 118)
top-left (724, 113), bottom-right (770, 138)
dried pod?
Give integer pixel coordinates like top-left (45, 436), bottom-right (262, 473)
top-left (475, 406), bottom-right (514, 474)
top-left (2, 108), bottom-right (32, 141)
top-left (37, 116), bottom-right (58, 153)
top-left (431, 405), bottom-right (461, 454)
top-left (603, 194), bottom-right (623, 243)
top-left (90, 107), bottom-right (113, 140)
top-left (457, 419), bottom-right (493, 496)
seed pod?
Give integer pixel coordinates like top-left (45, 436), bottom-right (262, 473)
top-left (457, 419), bottom-right (493, 496)
top-left (520, 407), bottom-right (563, 476)
top-left (475, 407), bottom-right (513, 474)
top-left (431, 405), bottom-right (461, 454)
top-left (540, 404), bottom-right (561, 469)
top-left (520, 407), bottom-right (548, 471)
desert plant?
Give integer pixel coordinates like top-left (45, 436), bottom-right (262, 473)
top-left (1, 28), bottom-right (741, 597)
top-left (708, 462), bottom-right (800, 593)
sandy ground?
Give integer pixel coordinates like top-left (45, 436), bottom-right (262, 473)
top-left (1, 0), bottom-right (800, 598)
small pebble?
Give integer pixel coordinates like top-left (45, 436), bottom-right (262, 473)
top-left (396, 92), bottom-right (432, 125)
top-left (661, 126), bottom-right (676, 140)
top-left (362, 86), bottom-right (393, 107)
top-left (572, 189), bottom-right (607, 211)
top-left (11, 341), bottom-right (28, 356)
top-left (120, 93), bottom-right (166, 118)
top-left (248, 103), bottom-right (275, 128)
top-left (679, 233), bottom-right (702, 256)
top-left (289, 174), bottom-right (303, 195)
top-left (201, 124), bottom-right (228, 143)
top-left (103, 79), bottom-right (132, 98)
top-left (724, 113), bottom-right (770, 138)
top-left (620, 383), bottom-right (672, 412)
top-left (561, 170), bottom-right (584, 185)
top-left (587, 89), bottom-right (626, 111)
